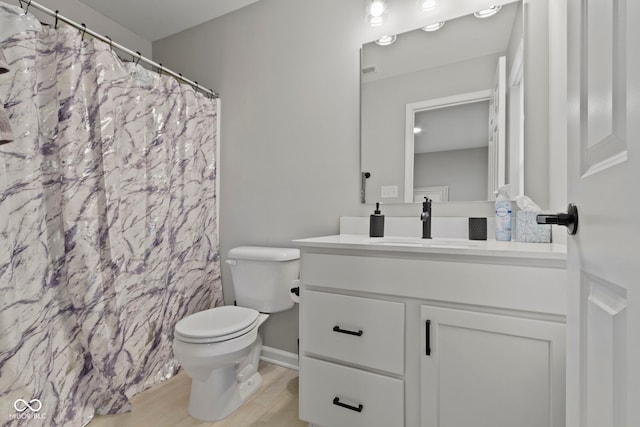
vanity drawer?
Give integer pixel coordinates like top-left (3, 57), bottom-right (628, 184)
top-left (301, 290), bottom-right (404, 374)
top-left (299, 356), bottom-right (404, 427)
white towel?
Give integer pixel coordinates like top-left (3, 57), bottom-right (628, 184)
top-left (0, 47), bottom-right (14, 145)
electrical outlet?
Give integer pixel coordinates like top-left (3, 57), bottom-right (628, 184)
top-left (381, 185), bottom-right (398, 198)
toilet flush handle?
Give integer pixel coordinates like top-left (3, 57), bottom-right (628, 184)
top-left (290, 279), bottom-right (301, 297)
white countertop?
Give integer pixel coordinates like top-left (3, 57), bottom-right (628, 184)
top-left (293, 234), bottom-right (567, 263)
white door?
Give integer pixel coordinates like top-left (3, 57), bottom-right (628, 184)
top-left (566, 0), bottom-right (640, 426)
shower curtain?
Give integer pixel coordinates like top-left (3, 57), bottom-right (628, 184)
top-left (0, 5), bottom-right (222, 426)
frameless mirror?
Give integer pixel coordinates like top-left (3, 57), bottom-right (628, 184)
top-left (360, 1), bottom-right (524, 204)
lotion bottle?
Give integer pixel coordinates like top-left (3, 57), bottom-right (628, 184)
top-left (495, 184), bottom-right (512, 241)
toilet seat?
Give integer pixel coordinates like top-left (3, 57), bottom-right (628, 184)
top-left (175, 306), bottom-right (260, 344)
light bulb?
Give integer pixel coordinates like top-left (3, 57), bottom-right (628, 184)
top-left (421, 21), bottom-right (445, 32)
top-left (370, 0), bottom-right (385, 17)
top-left (366, 0), bottom-right (388, 27)
top-left (474, 5), bottom-right (502, 18)
top-left (375, 34), bottom-right (397, 46)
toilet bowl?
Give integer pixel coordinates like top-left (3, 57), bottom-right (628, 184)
top-left (173, 246), bottom-right (300, 422)
top-left (173, 306), bottom-right (268, 421)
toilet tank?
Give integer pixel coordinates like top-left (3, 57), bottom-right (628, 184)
top-left (227, 246), bottom-right (300, 313)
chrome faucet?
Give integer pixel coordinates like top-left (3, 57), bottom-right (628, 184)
top-left (421, 196), bottom-right (432, 239)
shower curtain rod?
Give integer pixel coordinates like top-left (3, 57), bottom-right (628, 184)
top-left (17, 0), bottom-right (219, 98)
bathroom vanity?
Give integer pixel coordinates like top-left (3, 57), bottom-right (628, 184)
top-left (295, 235), bottom-right (567, 427)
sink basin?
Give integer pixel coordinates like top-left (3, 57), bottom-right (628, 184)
top-left (369, 237), bottom-right (483, 249)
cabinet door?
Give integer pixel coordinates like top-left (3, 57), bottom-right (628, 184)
top-left (421, 306), bottom-right (565, 427)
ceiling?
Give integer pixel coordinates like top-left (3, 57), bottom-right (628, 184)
top-left (79, 0), bottom-right (262, 41)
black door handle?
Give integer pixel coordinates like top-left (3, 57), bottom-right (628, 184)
top-left (537, 203), bottom-right (579, 235)
top-left (333, 397), bottom-right (363, 413)
top-left (333, 325), bottom-right (363, 336)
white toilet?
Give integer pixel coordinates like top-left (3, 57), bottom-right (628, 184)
top-left (173, 246), bottom-right (300, 421)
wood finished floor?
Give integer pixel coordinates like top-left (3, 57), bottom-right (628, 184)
top-left (89, 362), bottom-right (306, 427)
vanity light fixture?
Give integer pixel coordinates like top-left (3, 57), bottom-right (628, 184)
top-left (474, 5), bottom-right (502, 18)
top-left (375, 34), bottom-right (397, 46)
top-left (421, 21), bottom-right (445, 32)
top-left (416, 0), bottom-right (437, 11)
top-left (365, 0), bottom-right (388, 27)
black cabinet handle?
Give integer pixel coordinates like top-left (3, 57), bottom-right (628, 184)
top-left (333, 325), bottom-right (363, 336)
top-left (425, 320), bottom-right (431, 356)
top-left (333, 397), bottom-right (363, 413)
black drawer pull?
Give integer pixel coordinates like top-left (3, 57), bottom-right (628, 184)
top-left (425, 320), bottom-right (431, 356)
top-left (333, 325), bottom-right (363, 336)
top-left (333, 397), bottom-right (363, 413)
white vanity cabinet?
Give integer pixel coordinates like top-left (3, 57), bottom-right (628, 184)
top-left (295, 236), bottom-right (567, 427)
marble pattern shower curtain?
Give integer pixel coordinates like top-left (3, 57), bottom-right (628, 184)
top-left (0, 9), bottom-right (221, 426)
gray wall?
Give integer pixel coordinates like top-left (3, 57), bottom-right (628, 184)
top-left (153, 0), bottom-right (558, 354)
top-left (414, 147), bottom-right (488, 202)
top-left (154, 0), bottom-right (364, 353)
top-left (6, 0), bottom-right (152, 57)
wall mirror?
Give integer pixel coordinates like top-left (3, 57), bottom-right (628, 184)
top-left (360, 1), bottom-right (524, 204)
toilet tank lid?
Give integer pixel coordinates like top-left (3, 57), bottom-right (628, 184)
top-left (228, 246), bottom-right (300, 261)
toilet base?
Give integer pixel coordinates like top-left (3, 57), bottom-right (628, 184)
top-left (185, 336), bottom-right (264, 422)
top-left (187, 365), bottom-right (263, 422)
top-left (239, 371), bottom-right (263, 401)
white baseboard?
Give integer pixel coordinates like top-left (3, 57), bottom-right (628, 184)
top-left (260, 345), bottom-right (299, 371)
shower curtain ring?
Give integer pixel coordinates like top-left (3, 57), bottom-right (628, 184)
top-left (25, 0), bottom-right (32, 14)
top-left (81, 23), bottom-right (87, 39)
top-left (55, 10), bottom-right (59, 29)
top-left (135, 52), bottom-right (142, 65)
top-left (106, 36), bottom-right (113, 51)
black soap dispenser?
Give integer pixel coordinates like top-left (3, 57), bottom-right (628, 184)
top-left (369, 202), bottom-right (385, 237)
